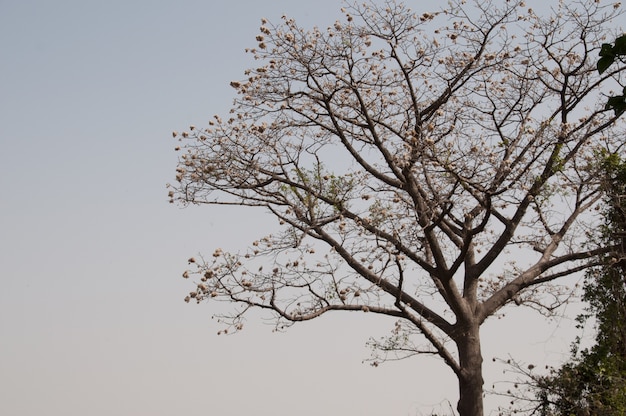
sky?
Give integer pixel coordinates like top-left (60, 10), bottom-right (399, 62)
top-left (0, 1), bottom-right (605, 415)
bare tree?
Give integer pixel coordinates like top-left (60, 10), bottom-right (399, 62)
top-left (169, 1), bottom-right (626, 415)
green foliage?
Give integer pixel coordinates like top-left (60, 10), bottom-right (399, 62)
top-left (598, 35), bottom-right (626, 74)
top-left (606, 88), bottom-right (626, 117)
top-left (598, 34), bottom-right (626, 116)
top-left (535, 356), bottom-right (626, 415)
top-left (281, 164), bottom-right (356, 215)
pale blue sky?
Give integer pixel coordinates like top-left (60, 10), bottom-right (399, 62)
top-left (0, 1), bottom-right (595, 415)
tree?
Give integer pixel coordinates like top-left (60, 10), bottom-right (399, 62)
top-left (169, 2), bottom-right (626, 415)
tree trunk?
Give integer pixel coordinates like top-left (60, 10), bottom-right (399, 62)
top-left (456, 322), bottom-right (484, 416)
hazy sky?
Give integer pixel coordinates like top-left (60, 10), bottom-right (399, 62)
top-left (0, 1), bottom-right (603, 415)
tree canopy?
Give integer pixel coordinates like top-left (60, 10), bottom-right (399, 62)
top-left (169, 1), bottom-right (626, 415)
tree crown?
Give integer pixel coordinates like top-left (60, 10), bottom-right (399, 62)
top-left (170, 0), bottom-right (625, 394)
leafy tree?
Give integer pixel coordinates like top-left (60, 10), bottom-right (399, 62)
top-left (169, 2), bottom-right (625, 415)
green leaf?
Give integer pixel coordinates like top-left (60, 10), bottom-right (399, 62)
top-left (605, 95), bottom-right (626, 117)
top-left (598, 56), bottom-right (615, 74)
top-left (613, 34), bottom-right (626, 55)
top-left (599, 42), bottom-right (616, 58)
top-left (598, 35), bottom-right (626, 74)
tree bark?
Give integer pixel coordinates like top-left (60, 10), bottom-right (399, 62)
top-left (456, 322), bottom-right (484, 416)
